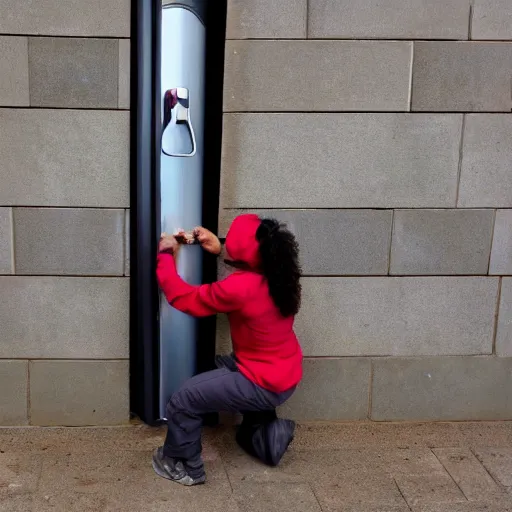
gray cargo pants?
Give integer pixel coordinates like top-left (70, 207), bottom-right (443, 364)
top-left (163, 362), bottom-right (294, 476)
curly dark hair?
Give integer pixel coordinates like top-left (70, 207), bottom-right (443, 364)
top-left (256, 218), bottom-right (302, 317)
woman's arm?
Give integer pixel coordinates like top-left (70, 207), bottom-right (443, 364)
top-left (156, 252), bottom-right (245, 317)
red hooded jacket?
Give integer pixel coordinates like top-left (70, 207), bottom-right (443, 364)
top-left (156, 214), bottom-right (303, 393)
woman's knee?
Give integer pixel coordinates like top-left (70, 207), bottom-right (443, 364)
top-left (166, 391), bottom-right (185, 417)
top-left (166, 384), bottom-right (202, 416)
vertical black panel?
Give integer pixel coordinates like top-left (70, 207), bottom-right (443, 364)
top-left (130, 0), bottom-right (160, 425)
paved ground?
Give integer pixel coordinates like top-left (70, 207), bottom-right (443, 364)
top-left (2, 421), bottom-right (512, 511)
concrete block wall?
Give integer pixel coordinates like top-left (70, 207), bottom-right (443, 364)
top-left (0, 0), bottom-right (510, 426)
top-left (220, 0), bottom-right (512, 421)
top-left (0, 1), bottom-right (130, 425)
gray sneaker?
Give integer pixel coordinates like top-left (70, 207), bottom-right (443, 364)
top-left (152, 447), bottom-right (206, 486)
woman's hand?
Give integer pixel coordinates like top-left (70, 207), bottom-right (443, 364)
top-left (193, 226), bottom-right (222, 255)
top-left (158, 233), bottom-right (180, 255)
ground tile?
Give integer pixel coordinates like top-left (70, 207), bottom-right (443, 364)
top-left (33, 492), bottom-right (110, 512)
top-left (36, 449), bottom-right (235, 511)
top-left (473, 448), bottom-right (512, 488)
top-left (414, 502), bottom-right (512, 512)
top-left (340, 507), bottom-right (411, 512)
top-left (292, 422), bottom-right (463, 450)
top-left (433, 448), bottom-right (502, 501)
top-left (223, 447), bottom-right (305, 485)
top-left (224, 447), bottom-right (391, 486)
top-left (33, 491), bottom-right (241, 512)
top-left (311, 472), bottom-right (407, 511)
top-left (0, 425), bottom-right (166, 454)
top-left (0, 453), bottom-right (42, 496)
top-left (234, 482), bottom-right (321, 512)
top-left (395, 473), bottom-right (466, 507)
top-left (0, 494), bottom-right (33, 511)
top-left (456, 423), bottom-right (512, 447)
top-left (212, 422), bottom-right (512, 452)
top-left (385, 448), bottom-right (449, 476)
top-left (38, 450), bottom-right (231, 498)
top-left (340, 507), bottom-right (410, 512)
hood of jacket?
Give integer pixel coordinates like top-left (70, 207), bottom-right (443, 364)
top-left (224, 214), bottom-right (261, 269)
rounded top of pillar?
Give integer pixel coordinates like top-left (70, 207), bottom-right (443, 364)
top-left (162, 0), bottom-right (207, 25)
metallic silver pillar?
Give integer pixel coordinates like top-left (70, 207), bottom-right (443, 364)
top-left (159, 1), bottom-right (206, 417)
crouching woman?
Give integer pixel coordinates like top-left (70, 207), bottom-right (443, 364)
top-left (153, 214), bottom-right (303, 486)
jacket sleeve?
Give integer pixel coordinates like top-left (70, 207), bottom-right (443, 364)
top-left (156, 252), bottom-right (246, 317)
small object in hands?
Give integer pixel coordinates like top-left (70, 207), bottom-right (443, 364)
top-left (174, 230), bottom-right (199, 245)
top-left (159, 233), bottom-right (180, 254)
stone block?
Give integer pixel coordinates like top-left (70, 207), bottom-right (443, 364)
top-left (0, 361), bottom-right (27, 425)
top-left (296, 277), bottom-right (498, 356)
top-left (226, 0), bottom-right (307, 39)
top-left (215, 312), bottom-right (232, 355)
top-left (224, 41), bottom-right (411, 111)
top-left (220, 209), bottom-right (392, 275)
top-left (0, 208), bottom-right (13, 274)
top-left (496, 278), bottom-right (512, 356)
top-left (371, 356), bottom-right (512, 421)
top-left (412, 42), bottom-right (512, 111)
top-left (221, 114), bottom-right (461, 208)
top-left (472, 0), bottom-right (512, 40)
top-left (29, 360), bottom-right (129, 426)
top-left (490, 210), bottom-right (512, 275)
top-left (390, 209), bottom-right (494, 275)
top-left (118, 39), bottom-right (130, 109)
top-left (308, 0), bottom-right (470, 39)
top-left (0, 109), bottom-right (129, 207)
top-left (458, 115), bottom-right (512, 208)
top-left (124, 209), bottom-right (130, 276)
top-left (29, 37), bottom-right (118, 108)
top-left (14, 208), bottom-right (124, 276)
top-left (0, 36), bottom-right (29, 106)
top-left (0, 277), bottom-right (128, 358)
top-left (279, 358), bottom-right (370, 421)
top-left (0, 0), bottom-right (130, 36)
